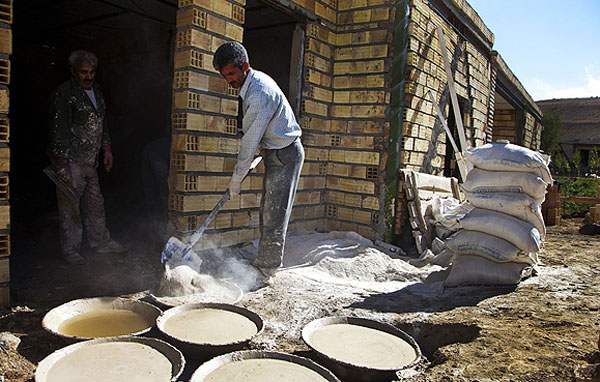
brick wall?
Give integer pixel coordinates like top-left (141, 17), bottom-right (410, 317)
top-left (403, 0), bottom-right (493, 176)
top-left (0, 0), bottom-right (10, 308)
top-left (168, 0), bottom-right (507, 248)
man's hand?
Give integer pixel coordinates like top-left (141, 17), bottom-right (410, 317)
top-left (227, 178), bottom-right (241, 199)
top-left (103, 145), bottom-right (113, 172)
top-left (52, 156), bottom-right (71, 184)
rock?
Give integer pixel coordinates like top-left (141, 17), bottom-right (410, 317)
top-left (0, 332), bottom-right (21, 350)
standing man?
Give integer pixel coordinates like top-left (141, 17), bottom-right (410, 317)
top-left (49, 50), bottom-right (127, 265)
top-left (213, 42), bottom-right (304, 282)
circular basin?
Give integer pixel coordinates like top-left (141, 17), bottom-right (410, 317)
top-left (42, 297), bottom-right (162, 341)
top-left (190, 350), bottom-right (341, 382)
top-left (156, 302), bottom-right (263, 359)
top-left (302, 317), bottom-right (422, 381)
top-left (150, 279), bottom-right (243, 308)
top-left (35, 336), bottom-right (185, 382)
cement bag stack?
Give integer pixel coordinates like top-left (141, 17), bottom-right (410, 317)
top-left (444, 142), bottom-right (552, 287)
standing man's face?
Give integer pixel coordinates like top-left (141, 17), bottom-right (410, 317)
top-left (71, 64), bottom-right (96, 90)
top-left (220, 62), bottom-right (249, 89)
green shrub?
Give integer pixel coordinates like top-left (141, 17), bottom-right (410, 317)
top-left (556, 176), bottom-right (600, 217)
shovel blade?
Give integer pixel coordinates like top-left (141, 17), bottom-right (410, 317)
top-left (161, 236), bottom-right (203, 270)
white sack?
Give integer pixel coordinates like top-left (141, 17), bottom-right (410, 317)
top-left (444, 229), bottom-right (520, 263)
top-left (464, 191), bottom-right (546, 236)
top-left (461, 168), bottom-right (548, 200)
top-left (445, 254), bottom-right (533, 287)
top-left (458, 208), bottom-right (542, 253)
top-left (431, 197), bottom-right (474, 230)
top-left (465, 142), bottom-right (552, 183)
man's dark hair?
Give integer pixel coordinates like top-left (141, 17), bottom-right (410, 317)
top-left (213, 41), bottom-right (249, 72)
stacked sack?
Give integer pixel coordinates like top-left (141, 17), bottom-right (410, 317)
top-left (443, 142), bottom-right (552, 287)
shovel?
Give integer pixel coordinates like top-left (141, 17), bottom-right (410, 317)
top-left (161, 156), bottom-right (263, 266)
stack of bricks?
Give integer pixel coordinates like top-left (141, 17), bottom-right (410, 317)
top-left (542, 182), bottom-right (562, 226)
top-left (171, 0), bottom-right (257, 250)
top-left (0, 0), bottom-right (10, 307)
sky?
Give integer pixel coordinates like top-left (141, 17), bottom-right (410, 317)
top-left (467, 0), bottom-right (600, 101)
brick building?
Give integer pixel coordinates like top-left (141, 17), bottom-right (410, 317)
top-left (3, 0), bottom-right (542, 306)
top-left (168, 0), bottom-right (543, 252)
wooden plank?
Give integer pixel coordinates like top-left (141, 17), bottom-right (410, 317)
top-left (562, 196), bottom-right (600, 204)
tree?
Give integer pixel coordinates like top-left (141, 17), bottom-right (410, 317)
top-left (551, 151), bottom-right (570, 176)
top-left (589, 148), bottom-right (600, 175)
top-left (540, 111), bottom-right (563, 154)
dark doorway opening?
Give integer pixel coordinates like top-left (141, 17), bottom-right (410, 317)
top-left (443, 98), bottom-right (466, 178)
top-left (243, 0), bottom-right (305, 115)
top-left (11, 1), bottom-right (177, 253)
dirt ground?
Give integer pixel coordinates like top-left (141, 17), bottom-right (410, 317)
top-left (1, 216), bottom-right (599, 382)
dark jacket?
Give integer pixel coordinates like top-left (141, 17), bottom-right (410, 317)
top-left (49, 78), bottom-right (111, 166)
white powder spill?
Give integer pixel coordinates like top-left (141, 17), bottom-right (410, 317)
top-left (156, 230), bottom-right (444, 304)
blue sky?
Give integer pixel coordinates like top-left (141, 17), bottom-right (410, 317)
top-left (467, 0), bottom-right (600, 101)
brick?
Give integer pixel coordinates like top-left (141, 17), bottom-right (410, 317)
top-left (214, 212), bottom-right (232, 229)
top-left (0, 118), bottom-right (8, 142)
top-left (0, 204), bottom-right (8, 229)
top-left (177, 7), bottom-right (207, 28)
top-left (241, 193), bottom-right (260, 209)
top-left (0, 145), bottom-right (7, 172)
top-left (0, 59), bottom-right (9, 85)
top-left (0, 87), bottom-right (7, 113)
top-left (351, 105), bottom-right (387, 118)
top-left (307, 23), bottom-right (335, 44)
top-left (305, 68), bottom-right (331, 87)
top-left (225, 21), bottom-right (243, 41)
top-left (305, 53), bottom-right (332, 73)
top-left (176, 28), bottom-right (212, 50)
top-left (0, 0), bottom-right (11, 24)
top-left (0, 178), bottom-right (5, 202)
top-left (173, 112), bottom-right (235, 135)
top-left (174, 49), bottom-right (217, 73)
top-left (301, 99), bottom-right (329, 116)
top-left (335, 44), bottom-right (388, 60)
top-left (362, 196), bottom-right (379, 210)
top-left (305, 85), bottom-right (333, 103)
top-left (314, 1), bottom-right (336, 23)
top-left (170, 193), bottom-right (241, 213)
top-left (0, 28), bottom-right (10, 55)
top-left (333, 60), bottom-right (385, 75)
top-left (303, 116), bottom-right (332, 133)
top-left (238, 227), bottom-right (258, 243)
top-left (221, 229), bottom-right (241, 247)
top-left (305, 38), bottom-right (332, 59)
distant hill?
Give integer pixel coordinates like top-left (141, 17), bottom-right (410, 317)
top-left (537, 97), bottom-right (600, 145)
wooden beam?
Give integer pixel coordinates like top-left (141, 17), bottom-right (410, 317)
top-left (562, 196), bottom-right (600, 204)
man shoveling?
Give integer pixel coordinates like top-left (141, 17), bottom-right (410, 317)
top-left (213, 42), bottom-right (304, 284)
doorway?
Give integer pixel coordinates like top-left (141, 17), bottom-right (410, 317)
top-left (11, 0), bottom-right (177, 258)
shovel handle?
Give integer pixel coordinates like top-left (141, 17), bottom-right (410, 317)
top-left (188, 192), bottom-right (230, 246)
